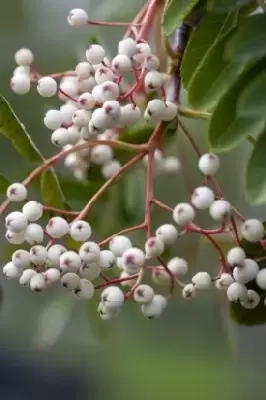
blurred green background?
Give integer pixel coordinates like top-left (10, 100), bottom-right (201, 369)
top-left (0, 1), bottom-right (266, 399)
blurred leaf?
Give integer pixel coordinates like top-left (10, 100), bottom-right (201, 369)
top-left (208, 59), bottom-right (266, 151)
top-left (246, 127), bottom-right (266, 204)
top-left (59, 176), bottom-right (101, 202)
top-left (40, 168), bottom-right (65, 208)
top-left (0, 96), bottom-right (42, 162)
top-left (118, 168), bottom-right (145, 225)
top-left (33, 295), bottom-right (73, 350)
top-left (0, 174), bottom-right (11, 195)
top-left (237, 71), bottom-right (266, 118)
top-left (225, 14), bottom-right (266, 62)
top-left (207, 0), bottom-right (253, 11)
top-left (163, 0), bottom-right (200, 36)
top-left (181, 12), bottom-right (233, 88)
top-left (87, 165), bottom-right (104, 182)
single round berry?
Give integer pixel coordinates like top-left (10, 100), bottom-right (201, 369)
top-left (3, 262), bottom-right (22, 279)
top-left (141, 294), bottom-right (167, 318)
top-left (24, 223), bottom-right (43, 245)
top-left (144, 54), bottom-right (160, 71)
top-left (172, 203), bottom-right (195, 226)
top-left (162, 156), bottom-right (181, 175)
top-left (19, 269), bottom-right (37, 286)
top-left (241, 219), bottom-right (265, 243)
top-left (192, 272), bottom-right (211, 289)
top-left (46, 217), bottom-right (69, 239)
top-left (155, 224), bottom-right (178, 246)
top-left (60, 102), bottom-right (78, 124)
top-left (61, 272), bottom-right (80, 290)
top-left (191, 186), bottom-right (215, 210)
top-left (119, 104), bottom-right (141, 126)
top-left (122, 247), bottom-right (145, 274)
top-left (5, 230), bottom-right (25, 245)
top-left (47, 244), bottom-right (67, 268)
top-left (118, 38), bottom-right (137, 57)
top-left (256, 269), bottom-right (266, 290)
top-left (44, 268), bottom-right (61, 283)
top-left (30, 245), bottom-right (48, 265)
top-left (67, 8), bottom-right (88, 26)
top-left (102, 100), bottom-right (121, 119)
top-left (90, 144), bottom-right (113, 165)
top-left (69, 220), bottom-right (92, 242)
top-left (226, 247), bottom-right (246, 268)
top-left (67, 126), bottom-right (81, 144)
top-left (133, 43), bottom-right (152, 64)
top-left (198, 153), bottom-right (220, 176)
top-left (51, 128), bottom-right (71, 147)
top-left (209, 200), bottom-right (231, 221)
top-left (241, 290), bottom-right (260, 309)
top-left (80, 262), bottom-right (101, 281)
top-left (37, 77), bottom-right (57, 97)
top-left (94, 66), bottom-right (115, 84)
top-left (78, 92), bottom-right (96, 110)
top-left (109, 235), bottom-right (132, 257)
top-left (134, 284), bottom-right (154, 304)
top-left (72, 109), bottom-right (91, 127)
top-left (233, 259), bottom-right (259, 284)
top-left (10, 75), bottom-right (30, 95)
top-left (74, 278), bottom-right (95, 300)
top-left (14, 48), bottom-right (34, 66)
top-left (145, 237), bottom-right (165, 259)
top-left (99, 250), bottom-right (116, 269)
top-left (22, 201), bottom-right (43, 221)
top-left (214, 273), bottom-right (234, 290)
top-left (79, 241), bottom-right (101, 263)
top-left (6, 183), bottom-right (27, 202)
top-left (30, 273), bottom-right (46, 292)
top-left (44, 109), bottom-right (63, 130)
top-left (12, 249), bottom-right (31, 269)
top-left (145, 99), bottom-right (166, 121)
top-left (227, 282), bottom-right (248, 302)
top-left (60, 251), bottom-right (82, 273)
top-left (75, 62), bottom-right (93, 79)
top-left (167, 257), bottom-right (188, 276)
top-left (182, 283), bottom-right (197, 300)
top-left (5, 211), bottom-right (28, 233)
top-left (112, 54), bottom-right (132, 73)
top-left (86, 45), bottom-right (105, 65)
top-left (101, 160), bottom-right (121, 179)
top-left (101, 286), bottom-right (124, 310)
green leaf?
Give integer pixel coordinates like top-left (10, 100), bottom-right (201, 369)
top-left (225, 14), bottom-right (266, 62)
top-left (208, 59), bottom-right (266, 151)
top-left (118, 169), bottom-right (145, 225)
top-left (237, 71), bottom-right (266, 118)
top-left (188, 29), bottom-right (246, 110)
top-left (59, 177), bottom-right (101, 202)
top-left (163, 0), bottom-right (199, 36)
top-left (40, 168), bottom-right (65, 208)
top-left (245, 126), bottom-right (266, 204)
top-left (0, 174), bottom-right (11, 195)
top-left (208, 0), bottom-right (253, 12)
top-left (0, 96), bottom-right (42, 162)
top-left (181, 12), bottom-right (234, 88)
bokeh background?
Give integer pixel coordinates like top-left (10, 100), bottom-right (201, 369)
top-left (0, 1), bottom-right (266, 399)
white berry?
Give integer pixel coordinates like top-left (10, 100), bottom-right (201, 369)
top-left (61, 272), bottom-right (80, 290)
top-left (80, 262), bottom-right (101, 281)
top-left (30, 273), bottom-right (47, 292)
top-left (86, 45), bottom-right (105, 65)
top-left (44, 268), bottom-right (61, 283)
top-left (209, 200), bottom-right (231, 221)
top-left (191, 186), bottom-right (215, 210)
top-left (19, 269), bottom-right (37, 286)
top-left (241, 219), bottom-right (265, 242)
top-left (5, 230), bottom-right (25, 245)
top-left (90, 144), bottom-right (113, 165)
top-left (3, 262), bottom-right (22, 279)
top-left (47, 244), bottom-right (67, 268)
top-left (227, 282), bottom-right (248, 302)
top-left (226, 247), bottom-right (246, 268)
top-left (192, 272), bottom-right (211, 289)
top-left (6, 183), bottom-right (27, 202)
top-left (112, 54), bottom-right (132, 73)
top-left (5, 211), bottom-right (28, 233)
top-left (99, 250), bottom-right (116, 269)
top-left (79, 241), bottom-right (100, 263)
top-left (69, 220), bottom-right (92, 242)
top-left (122, 247), bottom-right (145, 274)
top-left (145, 236), bottom-right (165, 258)
top-left (198, 153), bottom-right (220, 176)
top-left (101, 160), bottom-right (121, 179)
top-left (118, 38), bottom-right (137, 57)
top-left (233, 259), bottom-right (259, 284)
top-left (134, 284), bottom-right (154, 304)
top-left (182, 283), bottom-right (197, 299)
top-left (46, 217), bottom-right (69, 238)
top-left (22, 201), bottom-right (43, 221)
top-left (214, 273), bottom-right (234, 290)
top-left (75, 62), bottom-right (93, 79)
top-left (60, 251), bottom-right (82, 273)
top-left (241, 290), bottom-right (260, 309)
top-left (109, 235), bottom-right (132, 257)
top-left (10, 75), bottom-right (30, 94)
top-left (167, 257), bottom-right (188, 276)
top-left (256, 269), bottom-right (266, 290)
top-left (172, 203), bottom-right (195, 226)
top-left (101, 286), bottom-right (124, 310)
top-left (162, 156), bottom-right (181, 175)
top-left (37, 77), bottom-right (57, 97)
top-left (12, 249), bottom-right (30, 269)
top-left (14, 48), bottom-right (34, 65)
top-left (44, 109), bottom-right (63, 130)
top-left (155, 224), bottom-right (178, 246)
top-left (67, 8), bottom-right (88, 26)
top-left (119, 104), bottom-right (141, 126)
top-left (78, 92), bottom-right (96, 110)
top-left (30, 245), bottom-right (47, 265)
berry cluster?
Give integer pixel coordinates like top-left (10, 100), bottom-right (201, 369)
top-left (3, 4), bottom-right (266, 321)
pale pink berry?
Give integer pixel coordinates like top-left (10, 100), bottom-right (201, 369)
top-left (118, 38), bottom-right (137, 57)
top-left (60, 251), bottom-right (82, 273)
top-left (30, 245), bottom-right (48, 265)
top-left (134, 284), bottom-right (154, 304)
top-left (112, 54), bottom-right (132, 73)
top-left (172, 203), bottom-right (195, 226)
top-left (144, 71), bottom-right (164, 91)
top-left (78, 92), bottom-right (96, 110)
top-left (86, 45), bottom-right (105, 65)
top-left (122, 248), bottom-right (145, 274)
top-left (145, 237), bottom-right (165, 259)
top-left (144, 54), bottom-right (160, 70)
top-left (12, 249), bottom-right (31, 269)
top-left (46, 217), bottom-right (69, 239)
top-left (133, 43), bottom-right (152, 64)
top-left (75, 62), bottom-right (93, 79)
top-left (5, 211), bottom-right (28, 233)
top-left (191, 187), bottom-right (215, 210)
top-left (69, 220), bottom-right (92, 242)
top-left (94, 66), bottom-right (115, 84)
top-left (79, 241), bottom-right (101, 263)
